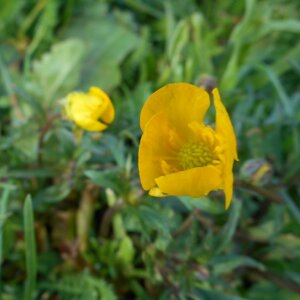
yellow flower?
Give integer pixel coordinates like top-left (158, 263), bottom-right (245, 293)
top-left (138, 83), bottom-right (238, 209)
top-left (65, 86), bottom-right (114, 131)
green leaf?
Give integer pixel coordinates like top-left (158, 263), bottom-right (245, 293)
top-left (34, 184), bottom-right (71, 208)
top-left (247, 282), bottom-right (300, 300)
top-left (138, 205), bottom-right (172, 239)
top-left (269, 234), bottom-right (300, 259)
top-left (103, 134), bottom-right (126, 167)
top-left (210, 255), bottom-right (266, 275)
top-left (221, 0), bottom-right (256, 91)
top-left (28, 38), bottom-right (85, 106)
top-left (0, 0), bottom-right (24, 35)
top-left (62, 3), bottom-right (139, 90)
top-left (0, 187), bottom-right (12, 293)
top-left (248, 220), bottom-right (276, 241)
top-left (214, 199), bottom-right (242, 254)
top-left (0, 52), bottom-right (15, 100)
top-left (7, 168), bottom-right (56, 179)
top-left (193, 288), bottom-right (247, 300)
top-left (257, 65), bottom-right (293, 117)
top-left (264, 19), bottom-right (300, 34)
top-left (40, 273), bottom-right (117, 300)
top-left (229, 0), bottom-right (256, 43)
top-left (23, 195), bottom-right (37, 300)
top-left (178, 196), bottom-right (224, 215)
top-left (281, 190), bottom-right (300, 224)
top-left (85, 169), bottom-right (122, 193)
top-left (116, 235), bottom-right (135, 266)
top-left (24, 0), bottom-right (59, 72)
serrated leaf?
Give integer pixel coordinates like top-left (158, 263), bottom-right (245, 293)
top-left (62, 3), bottom-right (139, 90)
top-left (29, 38), bottom-right (85, 106)
top-left (40, 273), bottom-right (117, 300)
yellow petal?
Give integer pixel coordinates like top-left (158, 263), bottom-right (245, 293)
top-left (149, 187), bottom-right (167, 197)
top-left (154, 165), bottom-right (222, 197)
top-left (73, 114), bottom-right (107, 132)
top-left (89, 86), bottom-right (115, 124)
top-left (140, 83), bottom-right (210, 133)
top-left (223, 159), bottom-right (234, 209)
top-left (213, 88), bottom-right (238, 208)
top-left (213, 88), bottom-right (238, 161)
top-left (138, 112), bottom-right (176, 190)
top-left (67, 92), bottom-right (107, 119)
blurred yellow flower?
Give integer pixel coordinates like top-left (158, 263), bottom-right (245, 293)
top-left (138, 83), bottom-right (238, 209)
top-left (65, 86), bottom-right (114, 131)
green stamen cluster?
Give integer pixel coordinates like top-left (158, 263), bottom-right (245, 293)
top-left (178, 141), bottom-right (215, 170)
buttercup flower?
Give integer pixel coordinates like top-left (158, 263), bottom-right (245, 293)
top-left (138, 83), bottom-right (238, 209)
top-left (65, 86), bottom-right (114, 131)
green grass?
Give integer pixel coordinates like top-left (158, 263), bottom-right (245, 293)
top-left (0, 0), bottom-right (300, 299)
top-left (23, 195), bottom-right (37, 300)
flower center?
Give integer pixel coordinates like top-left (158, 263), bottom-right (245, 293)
top-left (177, 141), bottom-right (215, 170)
top-left (176, 123), bottom-right (224, 170)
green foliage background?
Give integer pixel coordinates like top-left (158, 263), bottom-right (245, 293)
top-left (0, 0), bottom-right (300, 299)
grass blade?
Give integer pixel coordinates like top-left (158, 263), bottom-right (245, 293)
top-left (215, 199), bottom-right (242, 254)
top-left (258, 65), bottom-right (293, 117)
top-left (23, 195), bottom-right (37, 300)
top-left (0, 187), bottom-right (11, 295)
top-left (281, 190), bottom-right (300, 224)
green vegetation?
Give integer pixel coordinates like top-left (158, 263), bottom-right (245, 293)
top-left (0, 0), bottom-right (300, 299)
